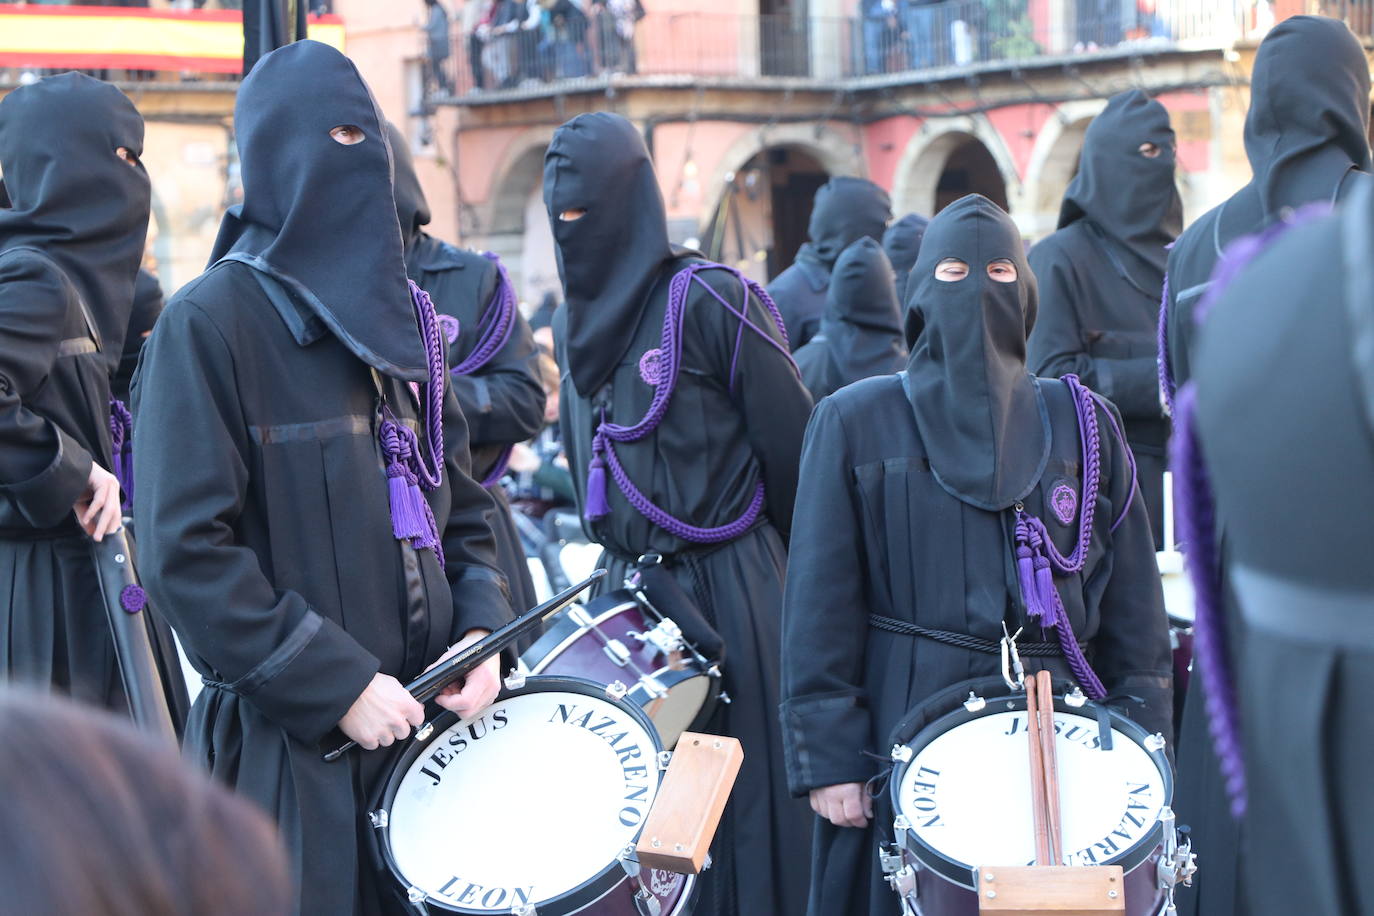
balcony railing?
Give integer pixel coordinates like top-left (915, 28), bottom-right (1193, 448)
top-left (442, 1), bottom-right (1374, 100)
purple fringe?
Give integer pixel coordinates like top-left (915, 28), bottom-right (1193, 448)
top-left (1171, 384), bottom-right (1246, 817)
top-left (108, 397), bottom-right (134, 512)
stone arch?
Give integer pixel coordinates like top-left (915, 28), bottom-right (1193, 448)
top-left (890, 117), bottom-right (1020, 223)
top-left (1021, 100), bottom-right (1107, 241)
top-left (480, 127), bottom-right (557, 304)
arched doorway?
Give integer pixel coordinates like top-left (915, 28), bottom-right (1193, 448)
top-left (483, 140), bottom-right (554, 305)
top-left (934, 135), bottom-right (1009, 213)
top-left (702, 144), bottom-right (829, 284)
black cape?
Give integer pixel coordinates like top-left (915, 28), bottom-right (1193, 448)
top-left (781, 195), bottom-right (1171, 916)
top-left (1029, 89), bottom-right (1180, 547)
top-left (547, 112), bottom-right (816, 916)
top-left (1193, 183), bottom-right (1374, 915)
top-left (1162, 20), bottom-right (1371, 915)
top-left (766, 177), bottom-right (891, 349)
top-left (793, 236), bottom-right (906, 402)
top-left (0, 73), bottom-right (150, 711)
top-left (391, 122), bottom-right (545, 619)
top-left (113, 268), bottom-right (164, 403)
top-left (882, 212), bottom-right (928, 307)
top-left (133, 42), bottom-right (513, 916)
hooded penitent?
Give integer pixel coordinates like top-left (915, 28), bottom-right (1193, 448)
top-left (113, 269), bottom-right (164, 403)
top-left (544, 112), bottom-right (676, 397)
top-left (210, 41), bottom-right (427, 381)
top-left (904, 193), bottom-right (1047, 511)
top-left (386, 120), bottom-right (431, 258)
top-left (0, 72), bottom-right (150, 368)
top-left (1058, 89), bottom-right (1180, 295)
top-left (794, 237), bottom-right (905, 400)
top-left (882, 212), bottom-right (928, 306)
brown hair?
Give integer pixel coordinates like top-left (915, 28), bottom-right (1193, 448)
top-left (0, 690), bottom-right (291, 915)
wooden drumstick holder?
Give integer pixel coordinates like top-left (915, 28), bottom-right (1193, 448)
top-left (635, 732), bottom-right (743, 874)
top-left (977, 866), bottom-right (1126, 914)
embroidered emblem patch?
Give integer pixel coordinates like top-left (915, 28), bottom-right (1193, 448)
top-left (638, 347), bottom-right (665, 386)
top-left (437, 314), bottom-right (460, 345)
top-left (1051, 481), bottom-right (1078, 526)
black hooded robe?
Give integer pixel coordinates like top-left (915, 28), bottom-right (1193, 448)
top-left (793, 236), bottom-right (906, 402)
top-left (390, 123), bottom-right (545, 620)
top-left (0, 74), bottom-right (150, 711)
top-left (765, 177), bottom-right (892, 350)
top-left (882, 212), bottom-right (928, 307)
top-left (546, 112), bottom-right (816, 916)
top-left (782, 195), bottom-right (1172, 916)
top-left (1028, 89), bottom-right (1181, 548)
top-left (131, 43), bottom-right (512, 916)
top-left (1159, 20), bottom-right (1372, 916)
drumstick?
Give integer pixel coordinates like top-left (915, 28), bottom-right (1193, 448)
top-left (1036, 669), bottom-right (1063, 865)
top-left (1024, 672), bottom-right (1053, 866)
top-left (322, 569), bottom-right (606, 762)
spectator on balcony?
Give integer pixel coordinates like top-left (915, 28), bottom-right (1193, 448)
top-left (1027, 89), bottom-right (1180, 550)
top-left (860, 0), bottom-right (901, 74)
top-left (478, 0), bottom-right (526, 89)
top-left (541, 0), bottom-right (591, 80)
top-left (424, 0), bottom-right (454, 97)
top-left (461, 0), bottom-right (488, 89)
top-left (591, 0), bottom-right (641, 74)
top-left (901, 0), bottom-right (943, 69)
top-left (766, 176), bottom-right (892, 349)
top-left (793, 237), bottom-right (906, 403)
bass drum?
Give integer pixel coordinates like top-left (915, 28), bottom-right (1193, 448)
top-left (882, 677), bottom-right (1192, 916)
top-left (372, 675), bottom-right (695, 915)
top-left (521, 589), bottom-right (722, 749)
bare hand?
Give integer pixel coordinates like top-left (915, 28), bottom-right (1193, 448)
top-left (810, 782), bottom-right (872, 829)
top-left (337, 673), bottom-right (425, 750)
top-left (428, 629), bottom-right (502, 718)
top-left (74, 463), bottom-right (123, 542)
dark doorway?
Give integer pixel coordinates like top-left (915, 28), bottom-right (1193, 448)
top-left (935, 136), bottom-right (1009, 213)
top-left (705, 145), bottom-right (828, 284)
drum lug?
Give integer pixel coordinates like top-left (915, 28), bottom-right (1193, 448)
top-left (718, 691), bottom-right (731, 705)
top-left (1156, 806), bottom-right (1199, 904)
top-left (657, 750), bottom-right (673, 771)
top-left (1144, 732), bottom-right (1168, 753)
top-left (706, 664), bottom-right (722, 679)
top-left (878, 842), bottom-right (905, 876)
top-left (962, 691), bottom-right (986, 712)
top-left (603, 638), bottom-right (632, 667)
top-left (631, 618), bottom-right (687, 657)
top-left (633, 888), bottom-right (663, 916)
top-left (606, 680), bottom-right (629, 701)
top-left (504, 667), bottom-right (527, 690)
top-left (368, 809), bottom-right (389, 829)
top-left (1064, 686), bottom-right (1087, 708)
top-left (406, 885), bottom-right (426, 904)
top-left (414, 722), bottom-right (434, 743)
top-left (618, 843), bottom-right (642, 877)
top-left (893, 814), bottom-right (912, 834)
top-left (510, 904), bottom-right (538, 916)
top-left (891, 743), bottom-right (913, 763)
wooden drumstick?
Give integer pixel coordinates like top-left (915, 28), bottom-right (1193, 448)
top-left (1035, 669), bottom-right (1063, 865)
top-left (1024, 672), bottom-right (1053, 867)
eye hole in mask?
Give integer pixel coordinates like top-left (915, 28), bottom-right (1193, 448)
top-left (115, 147), bottom-right (140, 168)
top-left (559, 208), bottom-right (588, 222)
top-left (1138, 140), bottom-right (1167, 159)
top-left (934, 258), bottom-right (969, 282)
top-left (329, 125), bottom-right (366, 146)
top-left (986, 258), bottom-right (1018, 283)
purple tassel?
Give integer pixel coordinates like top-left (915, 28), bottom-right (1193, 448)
top-left (387, 464), bottom-right (429, 542)
top-left (585, 452), bottom-right (610, 520)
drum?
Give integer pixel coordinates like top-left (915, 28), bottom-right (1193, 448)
top-left (373, 675), bottom-right (696, 915)
top-left (882, 678), bottom-right (1194, 916)
top-left (521, 589), bottom-right (722, 748)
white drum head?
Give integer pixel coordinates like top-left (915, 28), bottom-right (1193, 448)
top-left (898, 709), bottom-right (1166, 874)
top-left (387, 689), bottom-right (661, 911)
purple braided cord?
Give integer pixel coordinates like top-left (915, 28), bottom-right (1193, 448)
top-left (1023, 375), bottom-right (1101, 575)
top-left (408, 280), bottom-right (447, 489)
top-left (108, 397), bottom-right (134, 510)
top-left (589, 263), bottom-right (792, 543)
top-left (119, 584), bottom-right (147, 614)
top-left (451, 252), bottom-right (518, 377)
top-left (1085, 389), bottom-right (1139, 533)
top-left (480, 445), bottom-right (513, 488)
top-left (1157, 273), bottom-right (1176, 417)
top-left (1171, 384), bottom-right (1245, 817)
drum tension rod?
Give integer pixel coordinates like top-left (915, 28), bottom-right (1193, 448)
top-left (1000, 622), bottom-right (1026, 691)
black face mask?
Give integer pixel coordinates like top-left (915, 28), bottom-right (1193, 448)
top-left (386, 120), bottom-right (431, 256)
top-left (883, 212), bottom-right (928, 305)
top-left (210, 41), bottom-right (425, 381)
top-left (802, 177), bottom-right (892, 269)
top-left (1058, 89), bottom-right (1181, 286)
top-left (1243, 15), bottom-right (1372, 221)
top-left (0, 72), bottom-right (151, 371)
top-left (820, 237), bottom-right (904, 384)
top-left (544, 112), bottom-right (676, 398)
top-left (904, 194), bottom-right (1047, 511)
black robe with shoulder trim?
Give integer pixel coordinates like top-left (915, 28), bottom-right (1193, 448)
top-left (781, 373), bottom-right (1171, 916)
top-left (0, 247), bottom-right (124, 708)
top-left (408, 236), bottom-right (545, 618)
top-left (132, 259), bottom-right (513, 916)
top-left (556, 256), bottom-right (815, 916)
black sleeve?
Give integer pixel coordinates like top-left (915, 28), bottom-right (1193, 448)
top-left (438, 370), bottom-right (515, 641)
top-left (691, 269), bottom-right (814, 537)
top-left (1027, 243), bottom-right (1161, 419)
top-left (132, 299), bottom-right (380, 745)
top-left (779, 398), bottom-right (876, 795)
top-left (1089, 398), bottom-right (1174, 741)
top-left (1163, 249), bottom-right (1193, 393)
top-left (0, 252), bottom-right (94, 527)
top-left (449, 307), bottom-right (547, 453)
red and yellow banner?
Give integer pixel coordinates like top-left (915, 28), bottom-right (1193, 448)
top-left (0, 5), bottom-right (344, 74)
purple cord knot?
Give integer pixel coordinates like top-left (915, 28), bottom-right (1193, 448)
top-left (109, 397), bottom-right (134, 512)
top-left (119, 584), bottom-right (147, 615)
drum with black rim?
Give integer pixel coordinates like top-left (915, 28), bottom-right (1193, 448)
top-left (372, 675), bottom-right (696, 915)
